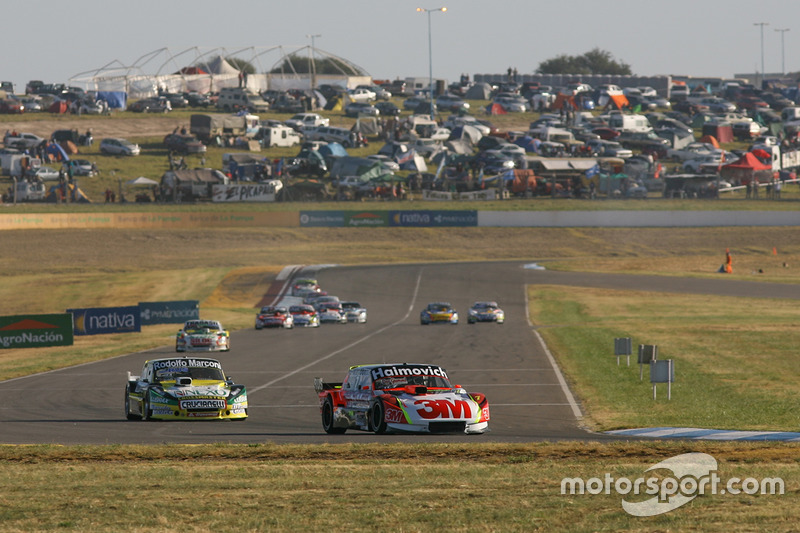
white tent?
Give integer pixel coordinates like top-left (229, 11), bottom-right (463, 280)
top-left (126, 176), bottom-right (159, 186)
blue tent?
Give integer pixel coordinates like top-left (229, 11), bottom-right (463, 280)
top-left (319, 142), bottom-right (348, 160)
top-left (46, 142), bottom-right (70, 162)
top-left (513, 136), bottom-right (541, 153)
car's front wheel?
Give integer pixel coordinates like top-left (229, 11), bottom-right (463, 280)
top-left (368, 400), bottom-right (387, 434)
top-left (322, 397), bottom-right (346, 434)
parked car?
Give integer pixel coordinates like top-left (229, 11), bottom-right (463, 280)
top-left (284, 113), bottom-right (330, 131)
top-left (374, 101), bottom-right (400, 116)
top-left (67, 159), bottom-right (97, 177)
top-left (403, 96), bottom-right (426, 111)
top-left (616, 131), bottom-right (670, 158)
top-left (346, 87), bottom-right (376, 103)
top-left (356, 84), bottom-right (390, 101)
top-left (129, 97), bottom-right (171, 113)
top-left (586, 139), bottom-right (633, 158)
top-left (0, 99), bottom-right (24, 114)
top-left (99, 137), bottom-right (141, 156)
top-left (164, 134), bottom-right (207, 154)
top-left (183, 91), bottom-right (212, 107)
top-left (344, 102), bottom-right (379, 117)
top-left (27, 166), bottom-right (60, 181)
top-left (494, 95), bottom-right (528, 112)
top-left (435, 93), bottom-right (470, 112)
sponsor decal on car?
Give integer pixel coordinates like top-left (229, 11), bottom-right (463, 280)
top-left (371, 365), bottom-right (448, 380)
top-left (153, 359), bottom-right (222, 370)
top-left (414, 398), bottom-right (472, 419)
top-left (180, 399), bottom-right (226, 410)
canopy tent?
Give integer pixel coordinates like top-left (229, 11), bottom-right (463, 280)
top-left (720, 152), bottom-right (773, 185)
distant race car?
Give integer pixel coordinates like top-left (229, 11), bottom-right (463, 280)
top-left (289, 304), bottom-right (320, 328)
top-left (317, 302), bottom-right (347, 324)
top-left (255, 306), bottom-right (294, 329)
top-left (340, 301), bottom-right (367, 323)
top-left (420, 302), bottom-right (459, 325)
top-left (175, 320), bottom-right (230, 352)
top-left (291, 278), bottom-right (320, 297)
top-left (467, 301), bottom-right (505, 324)
top-left (124, 357), bottom-right (247, 421)
top-left (314, 363), bottom-right (490, 434)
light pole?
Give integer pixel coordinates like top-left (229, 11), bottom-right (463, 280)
top-left (417, 6), bottom-right (447, 121)
top-left (775, 28), bottom-right (790, 74)
top-left (306, 34), bottom-right (321, 90)
top-left (754, 22), bottom-right (769, 88)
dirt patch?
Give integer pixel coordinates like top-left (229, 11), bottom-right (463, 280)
top-left (2, 116), bottom-right (186, 140)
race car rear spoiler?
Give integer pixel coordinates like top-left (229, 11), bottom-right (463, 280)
top-left (313, 378), bottom-right (342, 393)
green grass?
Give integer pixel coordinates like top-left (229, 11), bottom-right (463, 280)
top-left (531, 286), bottom-right (800, 431)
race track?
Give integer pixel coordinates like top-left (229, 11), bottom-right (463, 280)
top-left (2, 261), bottom-right (799, 445)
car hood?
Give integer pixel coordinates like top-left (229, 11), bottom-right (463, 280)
top-left (392, 389), bottom-right (481, 423)
top-left (159, 381), bottom-right (232, 399)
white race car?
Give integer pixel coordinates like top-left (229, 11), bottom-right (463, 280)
top-left (175, 320), bottom-right (230, 352)
top-left (315, 363), bottom-right (490, 434)
top-left (340, 301), bottom-right (367, 323)
top-left (467, 301), bottom-right (505, 324)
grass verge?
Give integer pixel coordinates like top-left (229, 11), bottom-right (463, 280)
top-left (0, 442), bottom-right (796, 532)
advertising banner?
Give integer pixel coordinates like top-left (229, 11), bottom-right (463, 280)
top-left (300, 211), bottom-right (344, 227)
top-left (139, 300), bottom-right (200, 325)
top-left (67, 306), bottom-right (142, 336)
top-left (211, 182), bottom-right (280, 203)
top-left (0, 313), bottom-right (74, 349)
top-left (389, 210), bottom-right (478, 227)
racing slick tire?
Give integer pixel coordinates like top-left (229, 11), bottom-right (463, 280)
top-left (125, 389), bottom-right (141, 421)
top-left (368, 400), bottom-right (387, 434)
top-left (321, 396), bottom-right (346, 434)
top-left (142, 390), bottom-right (154, 421)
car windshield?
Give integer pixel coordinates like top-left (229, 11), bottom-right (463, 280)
top-left (184, 322), bottom-right (221, 334)
top-left (429, 304), bottom-right (452, 312)
top-left (154, 365), bottom-right (226, 382)
top-left (374, 374), bottom-right (452, 390)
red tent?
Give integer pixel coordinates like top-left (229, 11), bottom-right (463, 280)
top-left (485, 103), bottom-right (507, 115)
top-left (720, 152), bottom-right (773, 185)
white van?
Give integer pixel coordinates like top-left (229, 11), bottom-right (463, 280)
top-left (216, 88), bottom-right (270, 113)
top-left (607, 113), bottom-right (653, 133)
top-left (258, 125), bottom-right (301, 148)
top-left (781, 107), bottom-right (800, 123)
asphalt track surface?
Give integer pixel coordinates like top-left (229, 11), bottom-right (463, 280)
top-left (2, 261), bottom-right (800, 445)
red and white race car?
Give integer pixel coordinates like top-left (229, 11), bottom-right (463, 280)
top-left (314, 363), bottom-right (489, 434)
top-left (255, 306), bottom-right (294, 329)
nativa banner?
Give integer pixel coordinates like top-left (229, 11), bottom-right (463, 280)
top-left (67, 306), bottom-right (141, 336)
top-left (0, 314), bottom-right (74, 349)
top-left (139, 300), bottom-right (199, 325)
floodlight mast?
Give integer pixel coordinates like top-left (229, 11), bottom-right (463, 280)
top-left (417, 7), bottom-right (447, 121)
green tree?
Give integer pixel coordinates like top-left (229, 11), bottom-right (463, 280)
top-left (537, 48), bottom-right (632, 75)
top-left (227, 57), bottom-right (256, 75)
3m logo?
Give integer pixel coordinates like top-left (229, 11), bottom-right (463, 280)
top-left (414, 399), bottom-right (472, 419)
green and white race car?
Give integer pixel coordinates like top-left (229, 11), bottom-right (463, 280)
top-left (124, 357), bottom-right (248, 421)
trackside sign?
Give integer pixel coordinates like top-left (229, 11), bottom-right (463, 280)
top-left (67, 306), bottom-right (141, 336)
top-left (0, 314), bottom-right (74, 348)
top-left (139, 300), bottom-right (200, 325)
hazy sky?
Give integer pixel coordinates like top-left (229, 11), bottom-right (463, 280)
top-left (4, 0), bottom-right (797, 91)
